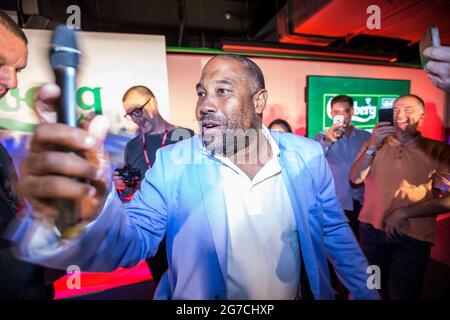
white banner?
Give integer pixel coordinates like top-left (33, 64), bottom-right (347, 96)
top-left (0, 29), bottom-right (169, 135)
top-left (0, 29), bottom-right (170, 168)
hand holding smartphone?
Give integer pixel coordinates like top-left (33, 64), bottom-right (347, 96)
top-left (333, 114), bottom-right (344, 125)
top-left (378, 108), bottom-right (393, 125)
top-left (419, 26), bottom-right (440, 69)
top-left (325, 114), bottom-right (345, 143)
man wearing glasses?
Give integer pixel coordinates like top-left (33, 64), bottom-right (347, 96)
top-left (115, 85), bottom-right (193, 286)
top-left (120, 85), bottom-right (193, 180)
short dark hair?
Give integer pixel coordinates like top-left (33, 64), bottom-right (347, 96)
top-left (122, 85), bottom-right (155, 102)
top-left (330, 95), bottom-right (354, 108)
top-left (213, 54), bottom-right (265, 93)
top-left (268, 119), bottom-right (292, 133)
top-left (395, 94), bottom-right (425, 112)
top-left (0, 10), bottom-right (28, 44)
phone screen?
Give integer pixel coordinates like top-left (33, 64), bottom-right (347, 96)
top-left (333, 115), bottom-right (344, 125)
top-left (378, 108), bottom-right (393, 125)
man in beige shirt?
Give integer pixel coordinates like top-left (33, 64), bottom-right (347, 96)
top-left (350, 94), bottom-right (450, 300)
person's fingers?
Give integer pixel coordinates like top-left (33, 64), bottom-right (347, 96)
top-left (374, 127), bottom-right (394, 139)
top-left (373, 123), bottom-right (391, 136)
top-left (26, 198), bottom-right (61, 219)
top-left (22, 151), bottom-right (100, 179)
top-left (380, 130), bottom-right (396, 139)
top-left (77, 111), bottom-right (97, 129)
top-left (78, 115), bottom-right (111, 186)
top-left (425, 61), bottom-right (450, 79)
top-left (34, 84), bottom-right (60, 124)
top-left (84, 116), bottom-right (110, 182)
top-left (18, 175), bottom-right (96, 200)
top-left (30, 124), bottom-right (96, 153)
top-left (88, 115), bottom-right (110, 143)
top-left (329, 123), bottom-right (341, 134)
top-left (423, 46), bottom-right (450, 62)
top-left (428, 74), bottom-right (441, 85)
top-left (375, 122), bottom-right (393, 128)
top-left (382, 127), bottom-right (396, 133)
top-left (36, 83), bottom-right (61, 104)
top-left (75, 115), bottom-right (112, 219)
top-left (379, 125), bottom-right (395, 131)
top-left (21, 117), bottom-right (111, 222)
top-left (427, 74), bottom-right (450, 92)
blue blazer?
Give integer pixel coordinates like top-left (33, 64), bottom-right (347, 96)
top-left (12, 131), bottom-right (379, 300)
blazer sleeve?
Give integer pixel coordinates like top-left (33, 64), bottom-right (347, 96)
top-left (313, 143), bottom-right (380, 300)
top-left (9, 149), bottom-right (169, 272)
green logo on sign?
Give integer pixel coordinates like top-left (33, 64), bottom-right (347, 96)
top-left (0, 86), bottom-right (103, 132)
top-left (324, 94), bottom-right (398, 129)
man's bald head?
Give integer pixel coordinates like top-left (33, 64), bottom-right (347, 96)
top-left (122, 85), bottom-right (155, 102)
top-left (0, 10), bottom-right (27, 45)
top-left (394, 94), bottom-right (425, 113)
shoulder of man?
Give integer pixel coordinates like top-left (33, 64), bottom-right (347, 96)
top-left (354, 127), bottom-right (371, 135)
top-left (313, 131), bottom-right (327, 141)
top-left (273, 131), bottom-right (324, 159)
top-left (418, 136), bottom-right (450, 157)
top-left (169, 127), bottom-right (195, 138)
top-left (420, 136), bottom-right (449, 147)
top-left (126, 134), bottom-right (141, 145)
top-left (123, 134), bottom-right (142, 153)
top-left (155, 134), bottom-right (200, 164)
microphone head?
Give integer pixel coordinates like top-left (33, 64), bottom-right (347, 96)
top-left (50, 25), bottom-right (80, 70)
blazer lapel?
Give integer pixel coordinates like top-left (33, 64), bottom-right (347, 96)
top-left (195, 155), bottom-right (228, 286)
top-left (277, 136), bottom-right (320, 297)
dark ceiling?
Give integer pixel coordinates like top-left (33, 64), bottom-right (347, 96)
top-left (2, 0), bottom-right (449, 65)
top-left (3, 0), bottom-right (286, 48)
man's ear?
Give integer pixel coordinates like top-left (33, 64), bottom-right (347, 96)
top-left (417, 109), bottom-right (425, 127)
top-left (253, 89), bottom-right (268, 115)
top-left (149, 97), bottom-right (160, 115)
top-left (150, 97), bottom-right (157, 108)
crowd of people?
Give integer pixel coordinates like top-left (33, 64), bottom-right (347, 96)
top-left (1, 10), bottom-right (449, 300)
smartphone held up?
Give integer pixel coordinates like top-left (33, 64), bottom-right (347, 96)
top-left (378, 108), bottom-right (393, 125)
top-left (419, 26), bottom-right (440, 69)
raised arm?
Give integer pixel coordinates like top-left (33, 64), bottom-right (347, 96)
top-left (350, 122), bottom-right (395, 184)
top-left (8, 84), bottom-right (167, 272)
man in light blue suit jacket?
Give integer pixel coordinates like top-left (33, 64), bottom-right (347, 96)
top-left (10, 55), bottom-right (379, 300)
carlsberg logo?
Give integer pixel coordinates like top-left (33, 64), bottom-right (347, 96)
top-left (326, 96), bottom-right (396, 123)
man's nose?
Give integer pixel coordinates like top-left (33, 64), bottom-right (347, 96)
top-left (197, 97), bottom-right (218, 116)
top-left (1, 67), bottom-right (18, 89)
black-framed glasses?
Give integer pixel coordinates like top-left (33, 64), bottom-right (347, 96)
top-left (124, 97), bottom-right (152, 121)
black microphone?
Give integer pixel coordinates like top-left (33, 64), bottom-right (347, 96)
top-left (50, 25), bottom-right (80, 127)
top-left (49, 25), bottom-right (82, 237)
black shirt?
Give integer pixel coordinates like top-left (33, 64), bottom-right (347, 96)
top-left (0, 143), bottom-right (46, 299)
top-left (124, 127), bottom-right (194, 177)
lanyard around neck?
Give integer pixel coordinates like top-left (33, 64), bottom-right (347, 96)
top-left (142, 127), bottom-right (168, 169)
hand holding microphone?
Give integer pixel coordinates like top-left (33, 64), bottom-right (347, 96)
top-left (17, 26), bottom-right (112, 238)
